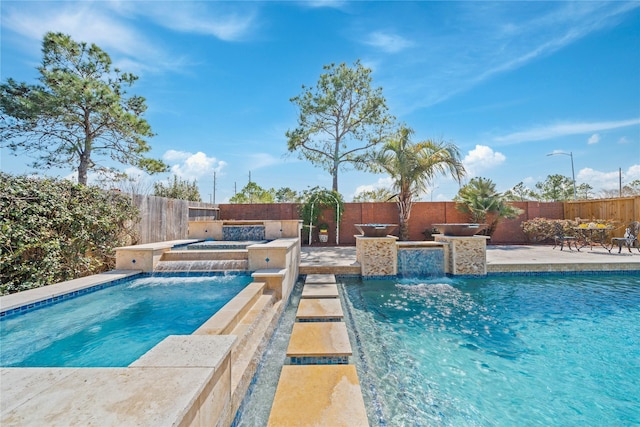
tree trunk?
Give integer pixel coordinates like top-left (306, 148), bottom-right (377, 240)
top-left (78, 155), bottom-right (89, 185)
top-left (332, 155), bottom-right (339, 192)
top-left (396, 195), bottom-right (413, 241)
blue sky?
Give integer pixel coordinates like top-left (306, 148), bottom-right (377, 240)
top-left (2, 1), bottom-right (639, 202)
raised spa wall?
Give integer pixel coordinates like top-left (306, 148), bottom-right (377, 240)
top-left (355, 234), bottom-right (490, 277)
top-left (115, 220), bottom-right (301, 273)
top-left (188, 219), bottom-right (300, 241)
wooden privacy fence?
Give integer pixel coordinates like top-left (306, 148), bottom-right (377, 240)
top-left (130, 195), bottom-right (218, 244)
top-left (565, 196), bottom-right (640, 238)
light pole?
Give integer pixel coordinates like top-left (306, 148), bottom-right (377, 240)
top-left (546, 151), bottom-right (576, 199)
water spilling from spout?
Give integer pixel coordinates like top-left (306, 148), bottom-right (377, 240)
top-left (154, 259), bottom-right (248, 272)
top-left (397, 247), bottom-right (445, 277)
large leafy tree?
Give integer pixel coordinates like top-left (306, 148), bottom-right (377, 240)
top-left (454, 177), bottom-right (523, 237)
top-left (274, 187), bottom-right (301, 203)
top-left (534, 174), bottom-right (574, 201)
top-left (286, 60), bottom-right (395, 192)
top-left (503, 182), bottom-right (536, 202)
top-left (0, 32), bottom-right (167, 185)
top-left (229, 181), bottom-right (275, 204)
top-left (153, 175), bottom-right (201, 202)
top-left (576, 183), bottom-right (594, 200)
top-left (371, 126), bottom-right (466, 241)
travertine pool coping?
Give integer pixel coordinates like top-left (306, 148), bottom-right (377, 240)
top-left (0, 270), bottom-right (140, 313)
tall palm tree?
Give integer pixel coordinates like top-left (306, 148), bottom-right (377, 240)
top-left (371, 126), bottom-right (466, 240)
top-left (454, 177), bottom-right (523, 237)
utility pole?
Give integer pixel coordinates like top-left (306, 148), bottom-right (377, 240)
top-left (213, 171), bottom-right (216, 204)
top-left (619, 168), bottom-right (622, 197)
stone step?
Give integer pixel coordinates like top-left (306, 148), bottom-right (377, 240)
top-left (305, 273), bottom-right (337, 284)
top-left (296, 298), bottom-right (343, 322)
top-left (299, 264), bottom-right (362, 275)
top-left (301, 283), bottom-right (339, 299)
top-left (267, 365), bottom-right (369, 427)
top-left (286, 322), bottom-right (352, 364)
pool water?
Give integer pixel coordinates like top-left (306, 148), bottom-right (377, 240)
top-left (1, 274), bottom-right (252, 367)
top-left (343, 274), bottom-right (640, 426)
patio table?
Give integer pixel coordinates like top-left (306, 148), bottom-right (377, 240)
top-left (573, 226), bottom-right (614, 251)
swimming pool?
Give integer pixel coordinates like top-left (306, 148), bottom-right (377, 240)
top-left (343, 274), bottom-right (640, 426)
top-left (1, 274), bottom-right (252, 367)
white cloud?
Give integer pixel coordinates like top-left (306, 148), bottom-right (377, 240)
top-left (163, 150), bottom-right (191, 162)
top-left (246, 153), bottom-right (282, 170)
top-left (163, 150), bottom-right (226, 181)
top-left (628, 164), bottom-right (640, 179)
top-left (494, 118), bottom-right (640, 145)
top-left (354, 177), bottom-right (394, 196)
top-left (301, 1), bottom-right (348, 10)
top-left (619, 136), bottom-right (630, 144)
top-left (588, 133), bottom-right (601, 145)
top-left (577, 164), bottom-right (640, 190)
top-left (139, 3), bottom-right (257, 42)
top-left (364, 31), bottom-right (413, 53)
top-left (0, 2), bottom-right (176, 75)
top-left (1, 1), bottom-right (251, 76)
top-left (463, 145), bottom-right (506, 176)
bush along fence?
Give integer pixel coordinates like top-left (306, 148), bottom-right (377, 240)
top-left (0, 173), bottom-right (139, 295)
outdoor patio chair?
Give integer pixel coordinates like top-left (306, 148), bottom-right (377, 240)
top-left (609, 221), bottom-right (640, 254)
top-left (552, 222), bottom-right (577, 251)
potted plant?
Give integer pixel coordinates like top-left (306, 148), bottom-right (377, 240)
top-left (318, 223), bottom-right (329, 243)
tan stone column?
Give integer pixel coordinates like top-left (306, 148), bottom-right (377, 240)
top-left (434, 235), bottom-right (489, 275)
top-left (355, 235), bottom-right (398, 277)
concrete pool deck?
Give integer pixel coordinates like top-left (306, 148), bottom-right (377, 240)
top-left (300, 243), bottom-right (640, 274)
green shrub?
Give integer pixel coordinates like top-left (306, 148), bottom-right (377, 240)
top-left (0, 173), bottom-right (139, 295)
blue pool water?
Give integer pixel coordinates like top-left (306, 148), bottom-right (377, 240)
top-left (0, 274), bottom-right (252, 367)
top-left (343, 274), bottom-right (640, 426)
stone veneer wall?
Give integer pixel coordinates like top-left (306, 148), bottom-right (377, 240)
top-left (355, 236), bottom-right (398, 277)
top-left (435, 235), bottom-right (489, 275)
